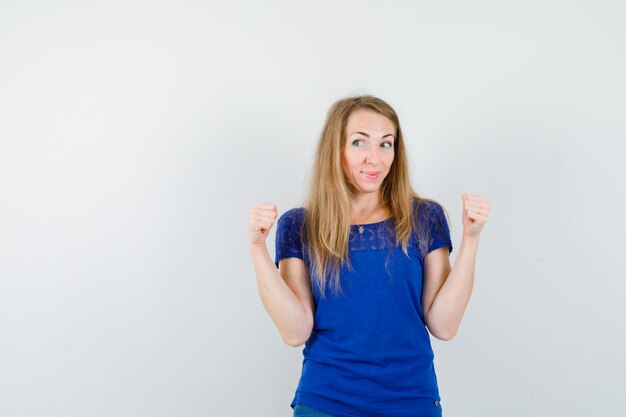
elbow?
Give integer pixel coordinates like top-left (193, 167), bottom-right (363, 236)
top-left (425, 311), bottom-right (457, 341)
top-left (282, 330), bottom-right (311, 347)
top-left (283, 336), bottom-right (306, 347)
top-left (427, 320), bottom-right (457, 341)
top-left (282, 320), bottom-right (313, 347)
top-left (433, 329), bottom-right (457, 341)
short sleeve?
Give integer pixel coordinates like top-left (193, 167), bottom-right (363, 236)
top-left (425, 201), bottom-right (453, 256)
top-left (274, 207), bottom-right (305, 268)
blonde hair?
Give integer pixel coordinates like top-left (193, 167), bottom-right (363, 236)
top-left (303, 95), bottom-right (443, 298)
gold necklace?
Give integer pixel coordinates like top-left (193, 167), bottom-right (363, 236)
top-left (354, 207), bottom-right (381, 234)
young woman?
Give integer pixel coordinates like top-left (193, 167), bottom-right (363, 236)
top-left (247, 95), bottom-right (491, 417)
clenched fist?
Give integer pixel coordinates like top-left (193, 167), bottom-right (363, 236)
top-left (461, 193), bottom-right (491, 240)
top-left (247, 202), bottom-right (278, 250)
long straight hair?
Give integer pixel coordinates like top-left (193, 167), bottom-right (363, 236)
top-left (303, 95), bottom-right (441, 298)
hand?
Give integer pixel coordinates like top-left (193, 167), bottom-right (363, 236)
top-left (461, 193), bottom-right (491, 240)
top-left (247, 202), bottom-right (278, 250)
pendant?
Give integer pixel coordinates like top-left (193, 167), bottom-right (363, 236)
top-left (358, 225), bottom-right (364, 234)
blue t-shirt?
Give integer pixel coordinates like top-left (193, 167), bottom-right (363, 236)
top-left (274, 200), bottom-right (453, 417)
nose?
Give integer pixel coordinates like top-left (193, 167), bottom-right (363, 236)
top-left (365, 144), bottom-right (380, 164)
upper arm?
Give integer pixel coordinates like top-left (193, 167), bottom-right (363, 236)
top-left (421, 246), bottom-right (451, 325)
top-left (278, 257), bottom-right (315, 333)
top-left (419, 200), bottom-right (453, 322)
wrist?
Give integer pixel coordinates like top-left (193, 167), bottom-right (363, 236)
top-left (461, 233), bottom-right (480, 246)
top-left (248, 243), bottom-right (269, 257)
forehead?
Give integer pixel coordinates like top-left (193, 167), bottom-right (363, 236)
top-left (346, 108), bottom-right (395, 135)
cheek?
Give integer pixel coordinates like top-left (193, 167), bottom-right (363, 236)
top-left (385, 151), bottom-right (395, 167)
top-left (341, 154), bottom-right (351, 176)
top-left (342, 151), bottom-right (356, 170)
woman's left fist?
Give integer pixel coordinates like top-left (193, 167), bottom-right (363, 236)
top-left (461, 193), bottom-right (491, 240)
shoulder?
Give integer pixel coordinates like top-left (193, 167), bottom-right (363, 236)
top-left (278, 207), bottom-right (306, 223)
top-left (274, 207), bottom-right (308, 265)
top-left (277, 207), bottom-right (307, 231)
top-left (412, 198), bottom-right (445, 221)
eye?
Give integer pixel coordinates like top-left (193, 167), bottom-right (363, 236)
top-left (352, 139), bottom-right (365, 147)
top-left (381, 141), bottom-right (393, 149)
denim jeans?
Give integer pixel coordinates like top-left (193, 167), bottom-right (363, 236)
top-left (293, 404), bottom-right (334, 417)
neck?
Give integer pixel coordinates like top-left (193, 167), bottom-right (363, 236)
top-left (349, 192), bottom-right (387, 224)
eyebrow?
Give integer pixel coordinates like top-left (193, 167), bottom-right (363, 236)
top-left (352, 131), bottom-right (395, 139)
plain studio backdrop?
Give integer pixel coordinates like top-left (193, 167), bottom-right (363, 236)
top-left (1, 1), bottom-right (624, 416)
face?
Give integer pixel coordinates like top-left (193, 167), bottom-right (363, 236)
top-left (341, 108), bottom-right (396, 197)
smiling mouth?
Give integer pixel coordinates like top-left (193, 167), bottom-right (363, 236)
top-left (362, 171), bottom-right (381, 179)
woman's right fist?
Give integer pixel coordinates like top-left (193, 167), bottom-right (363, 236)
top-left (247, 202), bottom-right (278, 249)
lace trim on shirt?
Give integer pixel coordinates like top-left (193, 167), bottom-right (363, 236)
top-left (348, 220), bottom-right (400, 252)
top-left (276, 201), bottom-right (450, 260)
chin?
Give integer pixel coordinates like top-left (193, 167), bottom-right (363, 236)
top-left (356, 185), bottom-right (382, 194)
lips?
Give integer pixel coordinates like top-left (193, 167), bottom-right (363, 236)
top-left (362, 171), bottom-right (381, 179)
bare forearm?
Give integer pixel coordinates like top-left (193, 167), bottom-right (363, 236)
top-left (248, 246), bottom-right (312, 345)
top-left (426, 236), bottom-right (479, 339)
